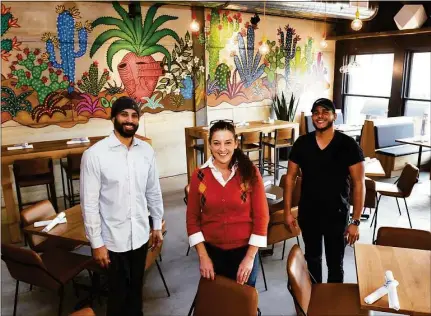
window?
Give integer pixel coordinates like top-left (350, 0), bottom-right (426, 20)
top-left (343, 53), bottom-right (395, 125)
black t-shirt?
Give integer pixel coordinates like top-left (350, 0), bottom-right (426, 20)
top-left (289, 131), bottom-right (364, 216)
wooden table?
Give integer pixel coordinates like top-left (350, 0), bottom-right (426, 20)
top-left (185, 120), bottom-right (299, 181)
top-left (396, 137), bottom-right (431, 167)
top-left (265, 185), bottom-right (283, 205)
top-left (364, 157), bottom-right (386, 177)
top-left (355, 243), bottom-right (431, 316)
top-left (2, 134), bottom-right (151, 243)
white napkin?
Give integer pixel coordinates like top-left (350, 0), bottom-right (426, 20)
top-left (42, 212), bottom-right (66, 232)
top-left (34, 218), bottom-right (67, 228)
top-left (263, 180), bottom-right (272, 187)
top-left (266, 192), bottom-right (276, 200)
top-left (67, 137), bottom-right (90, 145)
top-left (235, 121), bottom-right (249, 127)
top-left (364, 270), bottom-right (400, 311)
top-left (7, 143), bottom-right (33, 150)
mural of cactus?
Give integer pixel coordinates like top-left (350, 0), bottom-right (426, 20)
top-left (217, 69), bottom-right (247, 100)
top-left (290, 38), bottom-right (315, 76)
top-left (234, 25), bottom-right (265, 88)
top-left (263, 40), bottom-right (286, 83)
top-left (1, 86), bottom-right (32, 117)
top-left (31, 91), bottom-right (67, 122)
top-left (214, 63), bottom-right (231, 91)
top-left (100, 96), bottom-right (117, 108)
top-left (75, 93), bottom-right (106, 115)
top-left (105, 80), bottom-right (124, 95)
top-left (206, 74), bottom-right (219, 97)
top-left (42, 5), bottom-right (91, 93)
top-left (90, 2), bottom-right (179, 101)
top-left (141, 94), bottom-right (164, 110)
top-left (77, 61), bottom-right (110, 96)
top-left (11, 49), bottom-right (70, 104)
top-left (180, 76), bottom-right (193, 100)
top-left (207, 9), bottom-right (241, 79)
top-left (1, 4), bottom-right (21, 61)
top-left (278, 24), bottom-right (300, 84)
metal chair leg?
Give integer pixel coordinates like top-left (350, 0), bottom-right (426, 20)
top-left (372, 196), bottom-right (382, 243)
top-left (60, 161), bottom-right (68, 209)
top-left (155, 260), bottom-right (170, 297)
top-left (281, 240), bottom-right (286, 260)
top-left (395, 198), bottom-right (402, 215)
top-left (187, 293), bottom-right (197, 316)
top-left (296, 236), bottom-right (300, 248)
top-left (403, 198), bottom-right (413, 228)
top-left (13, 280), bottom-right (19, 316)
top-left (58, 286), bottom-right (64, 316)
top-left (258, 251), bottom-right (268, 291)
top-left (186, 245), bottom-right (191, 256)
top-left (70, 178), bottom-right (75, 206)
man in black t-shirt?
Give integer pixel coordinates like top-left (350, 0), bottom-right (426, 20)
top-left (283, 98), bottom-right (365, 283)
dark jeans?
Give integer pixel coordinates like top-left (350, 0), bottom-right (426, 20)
top-left (107, 242), bottom-right (148, 316)
top-left (298, 210), bottom-right (348, 283)
top-left (205, 243), bottom-right (259, 287)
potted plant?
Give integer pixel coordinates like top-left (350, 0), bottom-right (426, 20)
top-left (271, 92), bottom-right (299, 159)
top-left (90, 2), bottom-right (180, 101)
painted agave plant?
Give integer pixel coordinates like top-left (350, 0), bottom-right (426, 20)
top-left (1, 86), bottom-right (32, 117)
top-left (75, 93), bottom-right (106, 115)
top-left (90, 2), bottom-right (180, 101)
top-left (31, 91), bottom-right (67, 122)
top-left (217, 70), bottom-right (247, 100)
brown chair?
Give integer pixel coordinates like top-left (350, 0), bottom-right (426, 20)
top-left (189, 275), bottom-right (259, 316)
top-left (1, 243), bottom-right (93, 316)
top-left (376, 226), bottom-right (431, 251)
top-left (20, 200), bottom-right (82, 253)
top-left (286, 245), bottom-right (369, 316)
top-left (68, 307), bottom-right (95, 316)
top-left (193, 142), bottom-right (205, 166)
top-left (349, 177), bottom-right (379, 220)
top-left (370, 163), bottom-right (419, 242)
top-left (240, 131), bottom-right (264, 174)
top-left (262, 128), bottom-right (295, 183)
top-left (13, 158), bottom-right (58, 212)
top-left (184, 184), bottom-right (192, 256)
top-left (60, 153), bottom-right (82, 209)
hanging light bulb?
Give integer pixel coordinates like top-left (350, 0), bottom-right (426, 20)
top-left (351, 8), bottom-right (363, 31)
top-left (259, 41), bottom-right (269, 55)
top-left (190, 19), bottom-right (200, 32)
top-left (320, 38), bottom-right (328, 49)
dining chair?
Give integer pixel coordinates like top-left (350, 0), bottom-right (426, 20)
top-left (60, 153), bottom-right (83, 209)
top-left (370, 163), bottom-right (419, 241)
top-left (240, 131), bottom-right (264, 174)
top-left (1, 243), bottom-right (93, 316)
top-left (376, 226), bottom-right (431, 251)
top-left (188, 275), bottom-right (260, 316)
top-left (286, 244), bottom-right (370, 316)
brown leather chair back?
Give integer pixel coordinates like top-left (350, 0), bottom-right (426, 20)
top-left (1, 243), bottom-right (60, 290)
top-left (349, 177), bottom-right (376, 208)
top-left (267, 207), bottom-right (300, 245)
top-left (278, 175), bottom-right (301, 208)
top-left (68, 307), bottom-right (96, 316)
top-left (193, 275), bottom-right (258, 316)
top-left (241, 131), bottom-right (262, 145)
top-left (376, 227), bottom-right (431, 251)
top-left (397, 163), bottom-right (419, 197)
top-left (20, 200), bottom-right (56, 250)
top-left (66, 153), bottom-right (83, 175)
top-left (13, 158), bottom-right (53, 180)
top-left (276, 128), bottom-right (295, 142)
top-left (286, 244), bottom-right (312, 315)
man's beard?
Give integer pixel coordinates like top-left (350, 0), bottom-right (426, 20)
top-left (312, 119), bottom-right (334, 132)
top-left (114, 118), bottom-right (138, 138)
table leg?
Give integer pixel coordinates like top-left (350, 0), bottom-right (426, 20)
top-left (203, 136), bottom-right (210, 161)
top-left (1, 164), bottom-right (21, 243)
top-left (417, 145), bottom-right (423, 168)
top-left (185, 129), bottom-right (197, 183)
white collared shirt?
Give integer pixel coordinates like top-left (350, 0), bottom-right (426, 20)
top-left (80, 132), bottom-right (164, 252)
top-left (200, 156), bottom-right (237, 187)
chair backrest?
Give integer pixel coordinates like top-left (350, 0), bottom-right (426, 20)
top-left (13, 158), bottom-right (53, 179)
top-left (276, 128), bottom-right (295, 142)
top-left (349, 177), bottom-right (376, 208)
top-left (184, 184), bottom-right (190, 205)
top-left (286, 244), bottom-right (312, 315)
top-left (193, 275), bottom-right (258, 316)
top-left (267, 207), bottom-right (300, 245)
top-left (145, 220), bottom-right (166, 270)
top-left (1, 243), bottom-right (60, 290)
top-left (241, 131), bottom-right (262, 146)
top-left (66, 153), bottom-right (83, 174)
top-left (376, 227), bottom-right (431, 251)
top-left (396, 163), bottom-right (419, 197)
top-left (374, 122), bottom-right (414, 149)
top-left (279, 174), bottom-right (302, 208)
top-left (20, 200), bottom-right (56, 250)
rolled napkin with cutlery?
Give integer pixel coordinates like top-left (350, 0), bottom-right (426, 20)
top-left (265, 192), bottom-right (276, 200)
top-left (7, 143), bottom-right (34, 150)
top-left (364, 270), bottom-right (400, 309)
top-left (386, 271), bottom-right (400, 311)
top-left (67, 137), bottom-right (90, 145)
top-left (42, 212), bottom-right (66, 232)
top-left (263, 180), bottom-right (272, 187)
top-left (34, 218), bottom-right (67, 228)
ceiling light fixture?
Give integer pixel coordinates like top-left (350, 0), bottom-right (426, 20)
top-left (190, 19), bottom-right (200, 32)
top-left (351, 6), bottom-right (363, 31)
top-left (259, 1), bottom-right (269, 55)
top-left (320, 1), bottom-right (328, 48)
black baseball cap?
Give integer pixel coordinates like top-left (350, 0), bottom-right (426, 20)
top-left (311, 98), bottom-right (336, 113)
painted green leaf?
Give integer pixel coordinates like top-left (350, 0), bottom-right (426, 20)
top-left (140, 45), bottom-right (171, 67)
top-left (106, 39), bottom-right (134, 71)
top-left (90, 29), bottom-right (134, 58)
top-left (112, 1), bottom-right (137, 42)
top-left (142, 3), bottom-right (163, 36)
top-left (144, 29), bottom-right (180, 48)
top-left (92, 17), bottom-right (134, 41)
top-left (100, 97), bottom-right (110, 108)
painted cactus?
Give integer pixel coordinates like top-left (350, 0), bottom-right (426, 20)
top-left (234, 25), bottom-right (265, 88)
top-left (207, 9), bottom-right (241, 79)
top-left (42, 5), bottom-right (91, 93)
top-left (77, 61), bottom-right (110, 96)
top-left (263, 40), bottom-right (286, 83)
top-left (1, 4), bottom-right (21, 61)
top-left (278, 24), bottom-right (300, 84)
top-left (214, 63), bottom-right (231, 91)
top-left (180, 76), bottom-right (193, 100)
top-left (11, 49), bottom-right (70, 103)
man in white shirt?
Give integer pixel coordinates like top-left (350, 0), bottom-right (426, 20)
top-left (80, 96), bottom-right (164, 316)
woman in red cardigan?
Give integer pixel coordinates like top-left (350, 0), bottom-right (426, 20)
top-left (186, 120), bottom-right (269, 287)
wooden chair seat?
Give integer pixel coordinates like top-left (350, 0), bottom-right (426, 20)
top-left (262, 136), bottom-right (294, 148)
top-left (16, 174), bottom-right (54, 187)
top-left (241, 143), bottom-right (261, 152)
top-left (308, 283), bottom-right (368, 316)
top-left (267, 207), bottom-right (300, 245)
top-left (375, 181), bottom-right (404, 197)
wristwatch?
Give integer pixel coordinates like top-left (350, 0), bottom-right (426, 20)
top-left (350, 219), bottom-right (361, 226)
